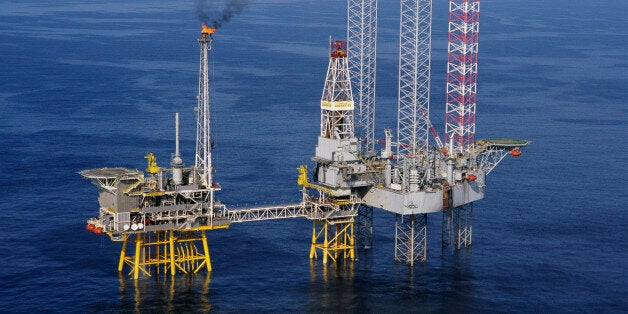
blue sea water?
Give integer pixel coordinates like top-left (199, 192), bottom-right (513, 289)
top-left (0, 0), bottom-right (626, 312)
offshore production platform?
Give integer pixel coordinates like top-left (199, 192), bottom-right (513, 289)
top-left (82, 0), bottom-right (528, 279)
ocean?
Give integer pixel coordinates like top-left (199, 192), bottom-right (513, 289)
top-left (0, 0), bottom-right (626, 311)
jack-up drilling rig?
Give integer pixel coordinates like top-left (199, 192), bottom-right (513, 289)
top-left (301, 0), bottom-right (529, 265)
top-left (82, 0), bottom-right (529, 278)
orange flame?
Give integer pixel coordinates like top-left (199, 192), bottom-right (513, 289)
top-left (201, 23), bottom-right (216, 34)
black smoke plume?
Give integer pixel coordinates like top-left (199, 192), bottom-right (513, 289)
top-left (196, 0), bottom-right (250, 29)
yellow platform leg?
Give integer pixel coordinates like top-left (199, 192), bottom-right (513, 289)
top-left (169, 230), bottom-right (176, 276)
top-left (118, 234), bottom-right (128, 272)
top-left (201, 231), bottom-right (212, 272)
top-left (115, 225), bottom-right (226, 277)
top-left (309, 221), bottom-right (318, 259)
top-left (133, 235), bottom-right (142, 280)
top-left (322, 222), bottom-right (329, 264)
top-left (349, 223), bottom-right (355, 260)
top-left (309, 220), bottom-right (356, 264)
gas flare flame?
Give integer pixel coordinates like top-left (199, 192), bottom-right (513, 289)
top-left (201, 23), bottom-right (216, 34)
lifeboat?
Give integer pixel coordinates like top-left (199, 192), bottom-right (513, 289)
top-left (510, 149), bottom-right (522, 157)
top-left (93, 227), bottom-right (103, 235)
top-left (86, 224), bottom-right (95, 232)
top-left (468, 174), bottom-right (477, 181)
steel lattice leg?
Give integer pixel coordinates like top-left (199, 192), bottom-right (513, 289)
top-left (356, 204), bottom-right (373, 250)
top-left (442, 208), bottom-right (454, 249)
top-left (442, 203), bottom-right (473, 250)
top-left (455, 203), bottom-right (473, 249)
top-left (394, 213), bottom-right (427, 265)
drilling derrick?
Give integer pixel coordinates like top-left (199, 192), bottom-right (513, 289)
top-left (320, 40), bottom-right (354, 141)
top-left (313, 40), bottom-right (366, 195)
top-left (81, 25), bottom-right (230, 279)
top-left (301, 40), bottom-right (369, 264)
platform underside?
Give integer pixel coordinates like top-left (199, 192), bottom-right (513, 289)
top-left (362, 180), bottom-right (485, 215)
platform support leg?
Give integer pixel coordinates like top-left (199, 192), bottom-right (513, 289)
top-left (201, 231), bottom-right (212, 272)
top-left (133, 235), bottom-right (142, 280)
top-left (169, 230), bottom-right (176, 276)
top-left (348, 223), bottom-right (355, 260)
top-left (443, 202), bottom-right (473, 250)
top-left (456, 203), bottom-right (473, 249)
top-left (442, 203), bottom-right (473, 250)
top-left (322, 222), bottom-right (329, 264)
top-left (118, 234), bottom-right (128, 272)
top-left (394, 213), bottom-right (427, 266)
top-left (356, 204), bottom-right (373, 250)
top-left (309, 221), bottom-right (318, 259)
top-left (310, 219), bottom-right (356, 264)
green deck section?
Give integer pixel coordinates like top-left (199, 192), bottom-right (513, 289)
top-left (476, 138), bottom-right (530, 148)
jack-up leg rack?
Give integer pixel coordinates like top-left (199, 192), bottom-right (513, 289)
top-left (394, 213), bottom-right (427, 265)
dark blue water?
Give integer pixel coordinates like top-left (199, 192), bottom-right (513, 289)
top-left (1, 0), bottom-right (626, 311)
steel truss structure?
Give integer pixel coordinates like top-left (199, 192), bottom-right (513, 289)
top-left (388, 0), bottom-right (435, 265)
top-left (310, 219), bottom-right (356, 264)
top-left (394, 213), bottom-right (427, 265)
top-left (445, 0), bottom-right (480, 155)
top-left (116, 229), bottom-right (221, 280)
top-left (227, 204), bottom-right (307, 223)
top-left (442, 202), bottom-right (473, 250)
top-left (356, 204), bottom-right (373, 249)
top-left (321, 40), bottom-right (355, 140)
top-left (397, 0), bottom-right (433, 158)
top-left (348, 0), bottom-right (378, 153)
top-left (195, 31), bottom-right (213, 188)
top-left (477, 148), bottom-right (509, 175)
